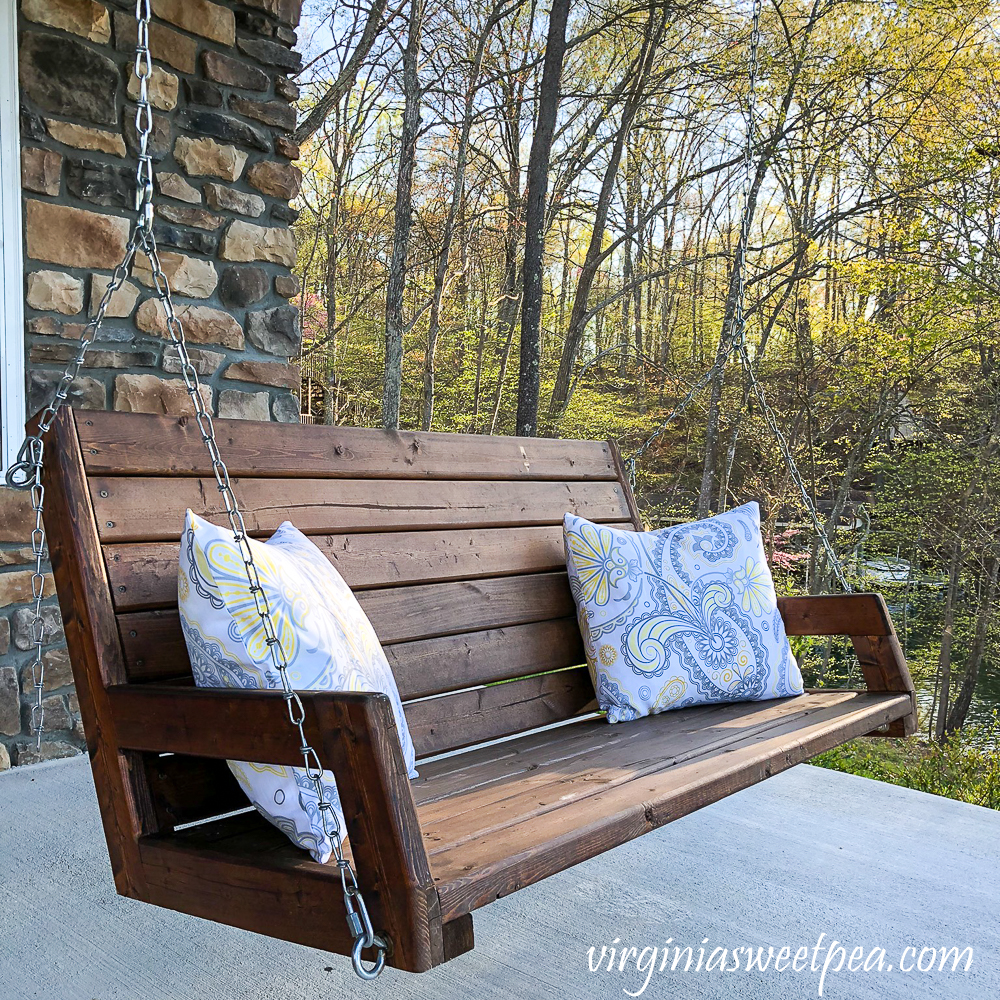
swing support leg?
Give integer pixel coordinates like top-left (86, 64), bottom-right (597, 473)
top-left (104, 685), bottom-right (472, 972)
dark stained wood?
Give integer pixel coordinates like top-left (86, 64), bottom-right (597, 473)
top-left (414, 691), bottom-right (852, 825)
top-left (405, 668), bottom-right (596, 757)
top-left (386, 618), bottom-right (585, 700)
top-left (852, 631), bottom-right (917, 737)
top-left (138, 815), bottom-right (474, 971)
top-left (607, 439), bottom-right (646, 530)
top-left (45, 407), bottom-right (918, 975)
top-left (425, 690), bottom-right (912, 920)
top-left (144, 753), bottom-right (246, 829)
top-left (90, 476), bottom-right (631, 542)
top-left (103, 523), bottom-right (632, 612)
top-left (41, 408), bottom-right (157, 900)
top-left (118, 572), bottom-right (577, 682)
top-left (78, 410), bottom-right (618, 481)
top-left (122, 614), bottom-right (587, 698)
top-left (778, 594), bottom-right (891, 636)
top-left (110, 685), bottom-right (441, 970)
top-left (778, 594), bottom-right (917, 736)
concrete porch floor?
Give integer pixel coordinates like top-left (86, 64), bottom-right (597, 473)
top-left (1, 756), bottom-right (997, 999)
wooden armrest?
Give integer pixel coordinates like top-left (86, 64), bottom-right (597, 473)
top-left (108, 685), bottom-right (444, 970)
top-left (778, 594), bottom-right (917, 737)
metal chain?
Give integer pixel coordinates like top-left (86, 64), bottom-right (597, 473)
top-left (3, 0), bottom-right (387, 979)
top-left (625, 0), bottom-right (850, 592)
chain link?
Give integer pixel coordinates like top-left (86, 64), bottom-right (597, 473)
top-left (626, 0), bottom-right (850, 592)
top-left (3, 0), bottom-right (387, 978)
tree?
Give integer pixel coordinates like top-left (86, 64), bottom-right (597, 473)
top-left (383, 0), bottom-right (425, 429)
top-left (515, 0), bottom-right (570, 437)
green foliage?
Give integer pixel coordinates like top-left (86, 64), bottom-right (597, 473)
top-left (813, 718), bottom-right (1000, 811)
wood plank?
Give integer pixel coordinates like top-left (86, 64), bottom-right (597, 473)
top-left (777, 594), bottom-right (892, 636)
top-left (110, 685), bottom-right (442, 971)
top-left (90, 476), bottom-right (631, 543)
top-left (412, 691), bottom-right (851, 819)
top-left (137, 817), bottom-right (474, 972)
top-left (414, 691), bottom-right (862, 850)
top-left (144, 754), bottom-right (247, 830)
top-left (405, 668), bottom-right (596, 757)
top-left (118, 572), bottom-right (577, 682)
top-left (41, 408), bottom-right (158, 900)
top-left (427, 691), bottom-right (912, 920)
top-left (103, 523), bottom-right (631, 612)
top-left (607, 439), bottom-right (645, 530)
top-left (76, 410), bottom-right (617, 480)
top-left (387, 618), bottom-right (585, 700)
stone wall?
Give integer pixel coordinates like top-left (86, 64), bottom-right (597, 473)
top-left (0, 0), bottom-right (305, 768)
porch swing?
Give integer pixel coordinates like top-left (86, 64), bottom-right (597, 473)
top-left (6, 0), bottom-right (916, 981)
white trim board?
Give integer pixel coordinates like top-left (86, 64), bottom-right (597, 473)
top-left (0, 0), bottom-right (25, 473)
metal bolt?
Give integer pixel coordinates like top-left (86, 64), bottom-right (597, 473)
top-left (106, 521), bottom-right (114, 528)
top-left (99, 490), bottom-right (109, 498)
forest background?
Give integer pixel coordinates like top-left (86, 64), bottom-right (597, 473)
top-left (288, 0), bottom-right (1000, 803)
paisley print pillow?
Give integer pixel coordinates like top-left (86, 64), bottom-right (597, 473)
top-left (564, 503), bottom-right (802, 723)
top-left (177, 510), bottom-right (417, 862)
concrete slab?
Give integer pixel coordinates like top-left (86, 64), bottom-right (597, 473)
top-left (1, 756), bottom-right (996, 999)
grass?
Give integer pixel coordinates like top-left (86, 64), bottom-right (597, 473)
top-left (811, 716), bottom-right (1000, 810)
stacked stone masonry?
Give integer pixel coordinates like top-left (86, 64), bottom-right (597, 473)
top-left (2, 0), bottom-right (304, 766)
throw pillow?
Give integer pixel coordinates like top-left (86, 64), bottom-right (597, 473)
top-left (564, 502), bottom-right (802, 723)
top-left (177, 510), bottom-right (417, 862)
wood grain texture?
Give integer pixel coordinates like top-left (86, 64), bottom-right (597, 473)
top-left (41, 409), bottom-right (157, 900)
top-left (778, 594), bottom-right (892, 636)
top-left (77, 410), bottom-right (617, 480)
top-left (118, 571), bottom-right (577, 681)
top-left (778, 594), bottom-right (916, 736)
top-left (423, 690), bottom-right (912, 919)
top-left (110, 685), bottom-right (441, 971)
top-left (386, 618), bottom-right (586, 700)
top-left (103, 523), bottom-right (632, 612)
top-left (607, 439), bottom-right (645, 530)
top-left (405, 668), bottom-right (596, 757)
top-left (50, 408), bottom-right (919, 974)
top-left (90, 476), bottom-right (631, 542)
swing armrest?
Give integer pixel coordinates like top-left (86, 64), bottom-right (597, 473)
top-left (777, 593), bottom-right (918, 737)
top-left (107, 684), bottom-right (448, 971)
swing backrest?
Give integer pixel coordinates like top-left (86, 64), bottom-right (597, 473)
top-left (48, 408), bottom-right (640, 831)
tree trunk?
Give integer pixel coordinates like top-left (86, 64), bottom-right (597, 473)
top-left (382, 0), bottom-right (424, 430)
top-left (516, 0), bottom-right (570, 437)
top-left (420, 3), bottom-right (503, 430)
top-left (934, 539), bottom-right (963, 742)
top-left (549, 7), bottom-right (667, 416)
top-left (946, 556), bottom-right (998, 734)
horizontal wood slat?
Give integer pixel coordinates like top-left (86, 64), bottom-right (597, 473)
top-left (103, 523), bottom-right (630, 612)
top-left (387, 619), bottom-right (585, 700)
top-left (405, 669), bottom-right (595, 757)
top-left (778, 594), bottom-right (892, 637)
top-left (144, 753), bottom-right (246, 830)
top-left (90, 477), bottom-right (631, 542)
top-left (425, 691), bottom-right (912, 919)
top-left (118, 572), bottom-right (576, 683)
top-left (76, 411), bottom-right (617, 481)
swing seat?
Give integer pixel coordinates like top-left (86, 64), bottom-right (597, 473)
top-left (40, 408), bottom-right (917, 973)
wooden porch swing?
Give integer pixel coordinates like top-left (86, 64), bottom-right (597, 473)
top-left (12, 0), bottom-right (917, 979)
top-left (39, 406), bottom-right (916, 973)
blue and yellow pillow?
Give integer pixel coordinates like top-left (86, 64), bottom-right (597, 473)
top-left (564, 503), bottom-right (802, 723)
top-left (178, 510), bottom-right (416, 862)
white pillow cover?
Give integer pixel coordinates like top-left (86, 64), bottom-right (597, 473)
top-left (177, 510), bottom-right (417, 862)
top-left (564, 503), bottom-right (803, 723)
